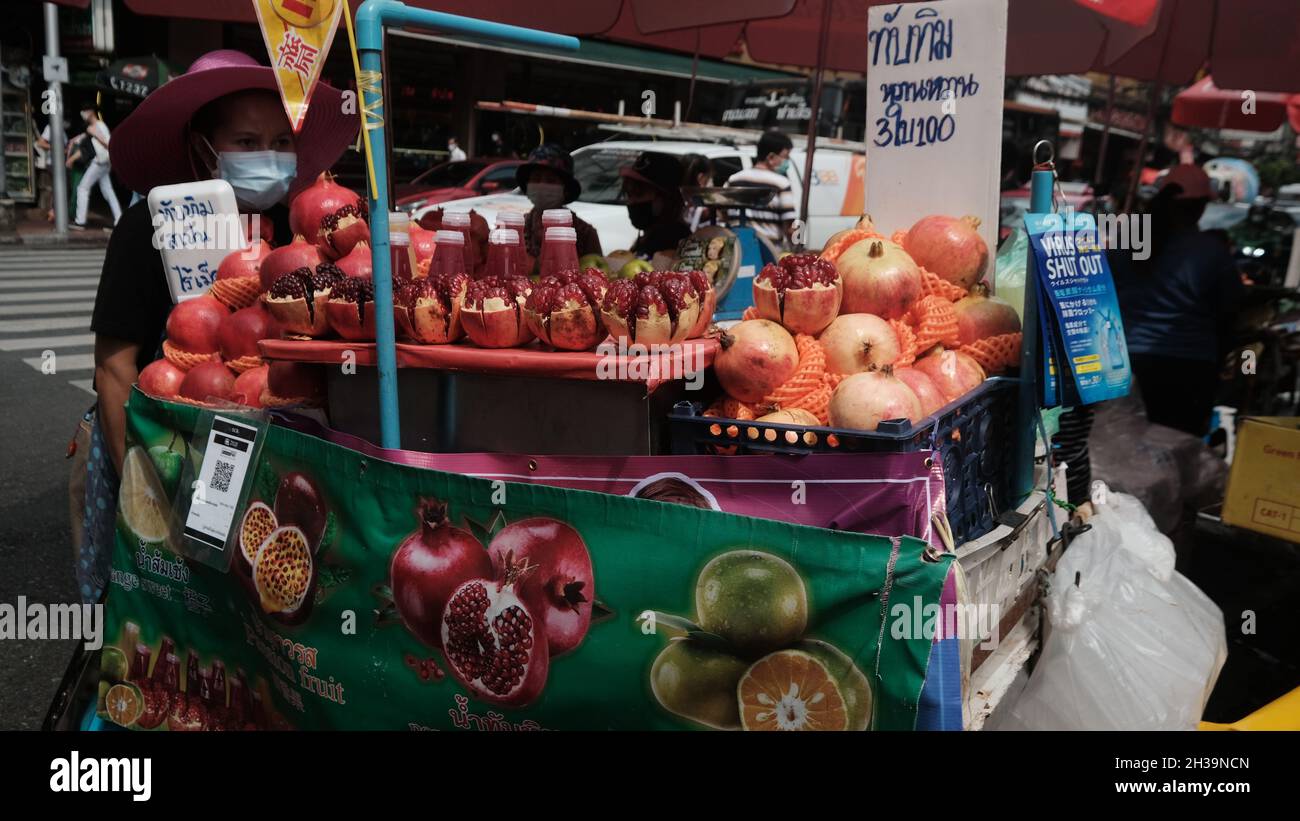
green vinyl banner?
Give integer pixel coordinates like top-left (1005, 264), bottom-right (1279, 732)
top-left (99, 389), bottom-right (953, 731)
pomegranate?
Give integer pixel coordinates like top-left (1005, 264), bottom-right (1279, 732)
top-left (178, 361), bottom-right (236, 405)
top-left (828, 366), bottom-right (923, 431)
top-left (258, 235), bottom-right (324, 292)
top-left (953, 283), bottom-right (1021, 345)
top-left (394, 272), bottom-right (469, 344)
top-left (218, 305), bottom-right (278, 367)
top-left (601, 271), bottom-right (700, 346)
top-left (818, 313), bottom-right (900, 374)
top-left (334, 240), bottom-right (374, 280)
top-left (461, 275), bottom-right (534, 348)
top-left (753, 253), bottom-right (842, 335)
top-left (216, 240), bottom-right (272, 281)
top-left (685, 270), bottom-right (716, 338)
top-left (138, 359), bottom-right (186, 399)
top-left (836, 239), bottom-right (922, 319)
top-left (166, 295), bottom-right (227, 355)
top-left (263, 265), bottom-right (341, 337)
top-left (263, 361), bottom-right (325, 406)
top-left (714, 319), bottom-right (799, 403)
top-left (390, 499), bottom-right (492, 649)
top-left (325, 276), bottom-right (376, 341)
top-left (894, 366), bottom-right (946, 417)
top-left (409, 222), bottom-right (437, 270)
top-left (441, 555), bottom-right (549, 708)
top-left (232, 365), bottom-right (269, 409)
top-left (289, 172), bottom-right (369, 259)
top-left (914, 349), bottom-right (986, 403)
top-left (903, 215), bottom-right (988, 289)
top-left (487, 518), bottom-right (594, 657)
top-left (821, 214), bottom-right (877, 255)
top-left (524, 268), bottom-right (609, 350)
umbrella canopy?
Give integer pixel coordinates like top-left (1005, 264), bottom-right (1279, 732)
top-left (95, 55), bottom-right (171, 100)
top-left (1172, 76), bottom-right (1292, 132)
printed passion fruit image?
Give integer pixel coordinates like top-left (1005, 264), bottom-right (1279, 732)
top-left (233, 469), bottom-right (329, 624)
top-left (648, 548), bottom-right (872, 731)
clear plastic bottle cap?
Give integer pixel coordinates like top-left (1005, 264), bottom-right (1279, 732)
top-left (435, 229), bottom-right (465, 244)
top-left (542, 209), bottom-right (573, 227)
top-left (442, 211), bottom-right (471, 228)
top-left (496, 211), bottom-right (525, 228)
top-left (489, 228), bottom-right (520, 245)
top-left (544, 226), bottom-right (577, 242)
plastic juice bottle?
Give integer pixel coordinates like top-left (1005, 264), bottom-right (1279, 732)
top-left (186, 649), bottom-right (200, 696)
top-left (211, 660), bottom-right (227, 710)
top-left (389, 211), bottom-right (413, 281)
top-left (540, 226), bottom-right (579, 278)
top-left (152, 636), bottom-right (175, 682)
top-left (442, 211), bottom-right (476, 273)
top-left (431, 230), bottom-right (467, 278)
top-left (496, 211), bottom-right (525, 233)
top-left (542, 208), bottom-right (573, 229)
top-left (486, 229), bottom-right (520, 279)
top-left (130, 644), bottom-right (152, 682)
top-left (495, 211), bottom-right (527, 269)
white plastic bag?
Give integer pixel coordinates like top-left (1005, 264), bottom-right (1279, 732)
top-left (998, 491), bottom-right (1227, 730)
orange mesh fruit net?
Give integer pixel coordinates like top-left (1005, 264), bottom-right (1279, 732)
top-left (890, 319), bottom-right (918, 367)
top-left (162, 340), bottom-right (217, 371)
top-left (890, 230), bottom-right (909, 246)
top-left (225, 354), bottom-right (263, 374)
top-left (260, 389), bottom-right (321, 409)
top-left (960, 332), bottom-right (1022, 375)
top-left (918, 268), bottom-right (969, 302)
top-left (209, 277), bottom-right (263, 311)
top-left (819, 227), bottom-right (883, 264)
top-left (909, 295), bottom-right (961, 352)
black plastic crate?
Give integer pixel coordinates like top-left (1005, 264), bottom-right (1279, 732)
top-left (669, 377), bottom-right (1020, 544)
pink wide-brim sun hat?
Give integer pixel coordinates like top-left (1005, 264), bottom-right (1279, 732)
top-left (110, 49), bottom-right (359, 196)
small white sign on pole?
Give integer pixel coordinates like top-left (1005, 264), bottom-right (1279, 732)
top-left (147, 180), bottom-right (248, 304)
top-left (865, 0), bottom-right (1009, 257)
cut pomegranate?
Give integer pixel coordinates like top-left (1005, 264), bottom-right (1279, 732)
top-left (394, 272), bottom-right (469, 344)
top-left (754, 253), bottom-right (842, 335)
top-left (263, 264), bottom-right (341, 337)
top-left (601, 271), bottom-right (700, 346)
top-left (461, 276), bottom-right (535, 348)
top-left (390, 499), bottom-right (492, 649)
top-left (524, 268), bottom-right (609, 350)
top-left (326, 276), bottom-right (377, 341)
top-left (487, 518), bottom-right (595, 657)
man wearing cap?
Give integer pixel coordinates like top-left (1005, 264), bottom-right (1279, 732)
top-left (620, 151), bottom-right (689, 258)
top-left (515, 143), bottom-right (602, 266)
top-left (1112, 163), bottom-right (1243, 436)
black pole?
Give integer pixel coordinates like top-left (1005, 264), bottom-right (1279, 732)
top-left (798, 0), bottom-right (834, 243)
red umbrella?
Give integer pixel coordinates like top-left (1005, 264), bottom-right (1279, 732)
top-left (1172, 76), bottom-right (1293, 132)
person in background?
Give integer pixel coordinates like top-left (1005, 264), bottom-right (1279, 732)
top-left (620, 151), bottom-right (689, 259)
top-left (1111, 164), bottom-right (1244, 437)
top-left (514, 144), bottom-right (601, 264)
top-left (447, 135), bottom-right (467, 162)
top-left (71, 106), bottom-right (123, 231)
top-left (488, 131), bottom-right (507, 157)
top-left (680, 152), bottom-right (716, 230)
top-left (725, 129), bottom-right (797, 247)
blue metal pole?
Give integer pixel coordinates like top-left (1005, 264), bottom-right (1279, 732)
top-left (1012, 167), bottom-right (1055, 503)
top-left (354, 1), bottom-right (578, 449)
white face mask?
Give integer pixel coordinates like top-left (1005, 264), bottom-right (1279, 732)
top-left (202, 136), bottom-right (297, 211)
top-left (526, 181), bottom-right (566, 210)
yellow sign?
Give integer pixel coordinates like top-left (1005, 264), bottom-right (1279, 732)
top-left (1222, 417), bottom-right (1300, 544)
top-left (251, 0), bottom-right (344, 134)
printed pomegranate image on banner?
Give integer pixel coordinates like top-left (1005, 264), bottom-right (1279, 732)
top-left (102, 389), bottom-right (954, 730)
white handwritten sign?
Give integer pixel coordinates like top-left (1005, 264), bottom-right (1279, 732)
top-left (865, 0), bottom-right (1007, 258)
top-left (147, 180), bottom-right (247, 304)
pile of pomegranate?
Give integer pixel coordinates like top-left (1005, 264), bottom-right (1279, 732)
top-left (709, 212), bottom-right (1021, 433)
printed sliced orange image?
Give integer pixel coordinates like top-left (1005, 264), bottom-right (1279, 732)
top-left (738, 649), bottom-right (849, 731)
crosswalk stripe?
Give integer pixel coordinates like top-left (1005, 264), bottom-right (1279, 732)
top-left (0, 290), bottom-right (98, 303)
top-left (0, 302), bottom-right (93, 316)
top-left (0, 316), bottom-right (90, 332)
top-left (0, 333), bottom-right (95, 351)
top-left (69, 379), bottom-right (96, 395)
top-left (0, 277), bottom-right (100, 289)
top-left (0, 267), bottom-right (103, 278)
top-left (23, 352), bottom-right (95, 371)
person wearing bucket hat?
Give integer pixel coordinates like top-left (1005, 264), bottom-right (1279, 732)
top-left (515, 143), bottom-right (601, 265)
top-left (620, 151), bottom-right (689, 258)
top-left (90, 49), bottom-right (358, 479)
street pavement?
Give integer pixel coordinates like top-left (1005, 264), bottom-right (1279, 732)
top-left (0, 246), bottom-right (104, 729)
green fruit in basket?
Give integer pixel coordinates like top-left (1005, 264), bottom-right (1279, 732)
top-left (794, 639), bottom-right (873, 731)
top-left (578, 254), bottom-right (610, 274)
top-left (695, 550), bottom-right (807, 657)
top-left (99, 646), bottom-right (129, 684)
top-left (651, 638), bottom-right (748, 730)
top-left (617, 258), bottom-right (655, 280)
top-left (119, 446), bottom-right (173, 546)
top-left (148, 445), bottom-right (183, 498)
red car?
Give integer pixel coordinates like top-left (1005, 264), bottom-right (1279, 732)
top-left (395, 159), bottom-right (523, 211)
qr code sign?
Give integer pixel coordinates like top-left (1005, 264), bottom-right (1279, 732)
top-left (211, 459), bottom-right (235, 493)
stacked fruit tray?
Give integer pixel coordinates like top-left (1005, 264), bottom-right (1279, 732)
top-left (669, 378), bottom-right (1019, 544)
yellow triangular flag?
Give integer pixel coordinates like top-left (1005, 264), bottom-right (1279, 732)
top-left (251, 0), bottom-right (344, 134)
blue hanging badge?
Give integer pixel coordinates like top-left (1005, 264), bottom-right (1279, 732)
top-left (1025, 210), bottom-right (1131, 406)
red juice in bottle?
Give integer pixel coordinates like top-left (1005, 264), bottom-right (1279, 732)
top-left (159, 653), bottom-right (180, 700)
top-left (496, 212), bottom-right (527, 272)
top-left (211, 660), bottom-right (227, 710)
top-left (486, 229), bottom-right (520, 279)
top-left (540, 226), bottom-right (579, 278)
top-left (389, 211), bottom-right (413, 282)
top-left (130, 643), bottom-right (152, 683)
top-left (152, 636), bottom-right (175, 682)
top-left (542, 208), bottom-right (573, 229)
top-left (431, 230), bottom-right (466, 278)
top-left (442, 211), bottom-right (476, 272)
top-left (186, 649), bottom-right (200, 697)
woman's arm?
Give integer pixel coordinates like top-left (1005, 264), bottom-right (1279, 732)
top-left (94, 335), bottom-right (140, 475)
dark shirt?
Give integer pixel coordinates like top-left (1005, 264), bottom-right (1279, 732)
top-left (632, 220), bottom-right (691, 259)
top-left (91, 199), bottom-right (291, 373)
top-left (1111, 229), bottom-right (1243, 362)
